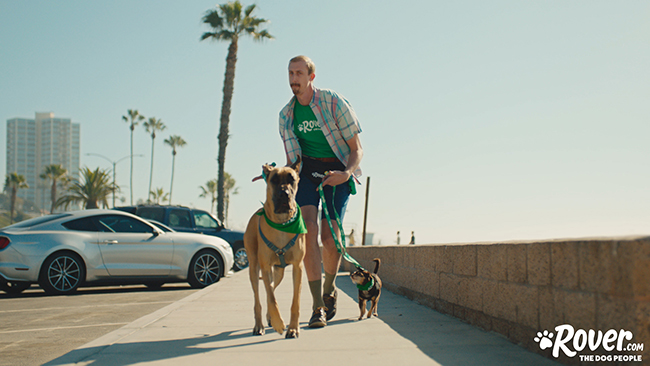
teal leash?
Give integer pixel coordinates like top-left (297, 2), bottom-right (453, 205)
top-left (317, 182), bottom-right (364, 271)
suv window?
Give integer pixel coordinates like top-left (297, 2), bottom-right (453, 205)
top-left (194, 211), bottom-right (220, 229)
top-left (137, 207), bottom-right (165, 223)
top-left (169, 209), bottom-right (192, 228)
top-left (97, 215), bottom-right (153, 233)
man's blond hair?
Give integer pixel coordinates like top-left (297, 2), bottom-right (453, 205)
top-left (289, 55), bottom-right (315, 75)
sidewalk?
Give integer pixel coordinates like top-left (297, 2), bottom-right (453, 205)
top-left (45, 269), bottom-right (562, 366)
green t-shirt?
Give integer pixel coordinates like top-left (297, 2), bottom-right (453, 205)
top-left (293, 101), bottom-right (336, 158)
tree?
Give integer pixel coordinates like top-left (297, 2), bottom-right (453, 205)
top-left (3, 173), bottom-right (28, 224)
top-left (143, 117), bottom-right (166, 203)
top-left (122, 109), bottom-right (145, 205)
top-left (56, 167), bottom-right (117, 210)
top-left (164, 135), bottom-right (187, 205)
top-left (199, 179), bottom-right (218, 214)
top-left (223, 172), bottom-right (239, 226)
top-left (149, 188), bottom-right (169, 205)
top-left (39, 164), bottom-right (69, 214)
top-left (201, 1), bottom-right (273, 222)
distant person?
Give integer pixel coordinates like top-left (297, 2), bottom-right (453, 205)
top-left (409, 231), bottom-right (415, 245)
top-left (349, 229), bottom-right (356, 246)
top-left (280, 55), bottom-right (363, 329)
top-left (396, 231), bottom-right (401, 245)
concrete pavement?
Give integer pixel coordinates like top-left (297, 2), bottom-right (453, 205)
top-left (45, 269), bottom-right (562, 366)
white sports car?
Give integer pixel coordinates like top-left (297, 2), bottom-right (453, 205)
top-left (0, 209), bottom-right (233, 295)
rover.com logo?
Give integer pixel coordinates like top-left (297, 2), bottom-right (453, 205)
top-left (535, 325), bottom-right (643, 362)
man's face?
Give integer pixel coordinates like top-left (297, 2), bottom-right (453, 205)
top-left (288, 60), bottom-right (313, 96)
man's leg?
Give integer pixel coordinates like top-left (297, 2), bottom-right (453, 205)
top-left (301, 205), bottom-right (327, 327)
top-left (320, 181), bottom-right (350, 321)
top-left (321, 218), bottom-right (342, 320)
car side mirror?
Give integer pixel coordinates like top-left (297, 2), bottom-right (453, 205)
top-left (152, 229), bottom-right (160, 237)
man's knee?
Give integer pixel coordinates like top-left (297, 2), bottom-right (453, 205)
top-left (305, 219), bottom-right (319, 235)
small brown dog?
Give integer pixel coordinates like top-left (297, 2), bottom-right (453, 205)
top-left (350, 258), bottom-right (382, 320)
top-left (243, 157), bottom-right (306, 338)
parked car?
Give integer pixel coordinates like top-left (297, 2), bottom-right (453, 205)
top-left (0, 210), bottom-right (233, 295)
top-left (114, 205), bottom-right (248, 271)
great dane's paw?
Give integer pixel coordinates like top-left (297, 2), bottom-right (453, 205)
top-left (271, 318), bottom-right (286, 335)
top-left (253, 324), bottom-right (265, 336)
top-left (285, 328), bottom-right (299, 338)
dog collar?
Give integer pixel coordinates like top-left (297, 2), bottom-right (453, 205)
top-left (357, 277), bottom-right (374, 291)
top-left (256, 206), bottom-right (307, 234)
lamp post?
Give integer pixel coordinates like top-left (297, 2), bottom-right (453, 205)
top-left (85, 153), bottom-right (143, 208)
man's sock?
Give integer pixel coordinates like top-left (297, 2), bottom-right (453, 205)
top-left (309, 279), bottom-right (325, 310)
top-left (323, 271), bottom-right (336, 295)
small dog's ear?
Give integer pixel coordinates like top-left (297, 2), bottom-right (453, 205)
top-left (262, 164), bottom-right (274, 180)
top-left (290, 156), bottom-right (302, 173)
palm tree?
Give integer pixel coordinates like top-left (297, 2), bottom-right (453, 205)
top-left (143, 117), bottom-right (166, 203)
top-left (201, 1), bottom-right (273, 222)
top-left (3, 173), bottom-right (28, 224)
top-left (150, 188), bottom-right (169, 205)
top-left (223, 172), bottom-right (238, 226)
top-left (56, 167), bottom-right (117, 210)
top-left (199, 179), bottom-right (218, 214)
top-left (164, 135), bottom-right (187, 205)
top-left (122, 109), bottom-right (145, 205)
top-left (39, 164), bottom-right (68, 214)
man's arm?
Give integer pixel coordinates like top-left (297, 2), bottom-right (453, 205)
top-left (322, 134), bottom-right (363, 187)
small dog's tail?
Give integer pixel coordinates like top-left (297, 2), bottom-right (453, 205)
top-left (372, 258), bottom-right (381, 274)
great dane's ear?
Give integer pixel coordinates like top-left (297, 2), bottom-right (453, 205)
top-left (290, 156), bottom-right (302, 173)
top-left (262, 164), bottom-right (275, 181)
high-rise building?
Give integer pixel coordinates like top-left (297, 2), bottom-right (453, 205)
top-left (6, 112), bottom-right (80, 211)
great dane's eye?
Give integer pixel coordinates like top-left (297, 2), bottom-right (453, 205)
top-left (285, 175), bottom-right (295, 185)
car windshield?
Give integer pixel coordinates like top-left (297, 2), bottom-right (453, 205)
top-left (2, 213), bottom-right (71, 230)
top-left (194, 211), bottom-right (221, 229)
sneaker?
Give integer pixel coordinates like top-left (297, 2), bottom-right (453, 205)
top-left (308, 307), bottom-right (327, 328)
top-left (323, 288), bottom-right (337, 321)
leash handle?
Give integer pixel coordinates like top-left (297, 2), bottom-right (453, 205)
top-left (318, 183), bottom-right (364, 271)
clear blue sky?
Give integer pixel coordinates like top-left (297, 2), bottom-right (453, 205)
top-left (1, 1), bottom-right (649, 245)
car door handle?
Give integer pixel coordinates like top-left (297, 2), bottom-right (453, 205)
top-left (103, 240), bottom-right (118, 245)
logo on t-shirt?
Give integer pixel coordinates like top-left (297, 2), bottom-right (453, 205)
top-left (297, 120), bottom-right (320, 133)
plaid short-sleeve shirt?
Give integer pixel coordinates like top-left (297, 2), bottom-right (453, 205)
top-left (279, 86), bottom-right (362, 179)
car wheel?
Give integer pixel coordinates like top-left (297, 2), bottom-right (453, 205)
top-left (188, 249), bottom-right (223, 289)
top-left (0, 280), bottom-right (30, 295)
top-left (232, 241), bottom-right (248, 271)
top-left (39, 252), bottom-right (85, 295)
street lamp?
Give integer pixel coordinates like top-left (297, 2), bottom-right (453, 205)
top-left (85, 153), bottom-right (143, 208)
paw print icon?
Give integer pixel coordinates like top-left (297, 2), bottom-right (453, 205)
top-left (534, 330), bottom-right (554, 350)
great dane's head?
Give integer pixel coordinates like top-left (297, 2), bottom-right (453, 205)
top-left (263, 156), bottom-right (301, 214)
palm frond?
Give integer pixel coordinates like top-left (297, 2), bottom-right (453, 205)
top-left (202, 9), bottom-right (224, 29)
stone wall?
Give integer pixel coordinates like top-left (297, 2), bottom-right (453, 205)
top-left (342, 237), bottom-right (650, 365)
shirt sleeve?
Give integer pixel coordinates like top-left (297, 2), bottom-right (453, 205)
top-left (333, 92), bottom-right (362, 141)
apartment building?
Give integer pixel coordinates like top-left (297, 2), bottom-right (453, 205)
top-left (6, 112), bottom-right (80, 210)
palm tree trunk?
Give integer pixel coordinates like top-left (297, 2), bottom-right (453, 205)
top-left (50, 179), bottom-right (56, 214)
top-left (10, 187), bottom-right (16, 224)
top-left (169, 153), bottom-right (176, 205)
top-left (217, 37), bottom-right (238, 223)
top-left (130, 125), bottom-right (135, 205)
top-left (148, 137), bottom-right (155, 203)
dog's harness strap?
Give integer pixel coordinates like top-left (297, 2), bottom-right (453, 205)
top-left (258, 222), bottom-right (299, 268)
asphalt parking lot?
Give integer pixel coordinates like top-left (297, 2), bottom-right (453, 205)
top-left (0, 283), bottom-right (200, 366)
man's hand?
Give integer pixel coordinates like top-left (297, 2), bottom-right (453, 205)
top-left (321, 170), bottom-right (351, 188)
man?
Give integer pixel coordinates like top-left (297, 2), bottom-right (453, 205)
top-left (279, 55), bottom-right (363, 328)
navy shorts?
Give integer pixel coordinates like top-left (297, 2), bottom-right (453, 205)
top-left (296, 171), bottom-right (350, 221)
